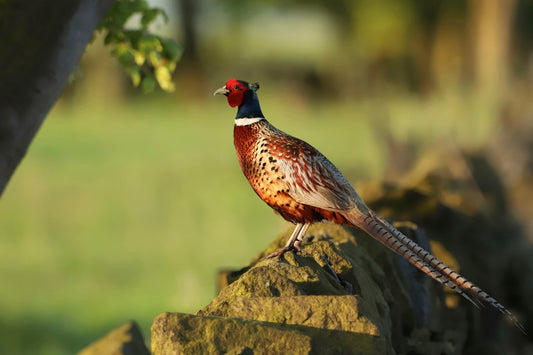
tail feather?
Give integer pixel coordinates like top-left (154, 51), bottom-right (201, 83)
top-left (345, 209), bottom-right (525, 334)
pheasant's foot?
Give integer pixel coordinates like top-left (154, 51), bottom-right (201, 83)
top-left (265, 245), bottom-right (301, 259)
top-left (293, 235), bottom-right (305, 251)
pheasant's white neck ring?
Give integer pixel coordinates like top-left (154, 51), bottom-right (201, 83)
top-left (234, 117), bottom-right (266, 126)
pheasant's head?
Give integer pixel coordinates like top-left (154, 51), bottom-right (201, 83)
top-left (214, 79), bottom-right (263, 118)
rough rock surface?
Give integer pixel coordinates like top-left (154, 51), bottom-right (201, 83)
top-left (152, 222), bottom-right (468, 355)
top-left (77, 321), bottom-right (149, 355)
top-left (151, 153), bottom-right (533, 355)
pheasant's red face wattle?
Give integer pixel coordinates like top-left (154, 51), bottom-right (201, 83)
top-left (225, 78), bottom-right (246, 107)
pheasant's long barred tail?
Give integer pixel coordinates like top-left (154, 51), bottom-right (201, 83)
top-left (356, 211), bottom-right (526, 334)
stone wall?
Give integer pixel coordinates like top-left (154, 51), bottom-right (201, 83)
top-left (79, 152), bottom-right (533, 354)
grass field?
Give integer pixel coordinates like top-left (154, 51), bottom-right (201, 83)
top-left (0, 90), bottom-right (498, 354)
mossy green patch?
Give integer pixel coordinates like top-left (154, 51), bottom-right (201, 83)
top-left (189, 224), bottom-right (396, 354)
top-left (152, 312), bottom-right (389, 355)
top-left (151, 312), bottom-right (313, 355)
top-left (77, 321), bottom-right (148, 355)
top-left (220, 296), bottom-right (379, 335)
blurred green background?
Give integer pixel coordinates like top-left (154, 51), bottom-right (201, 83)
top-left (2, 0), bottom-right (533, 353)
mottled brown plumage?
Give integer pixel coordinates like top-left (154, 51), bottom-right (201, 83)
top-left (234, 119), bottom-right (359, 226)
top-left (214, 78), bottom-right (525, 333)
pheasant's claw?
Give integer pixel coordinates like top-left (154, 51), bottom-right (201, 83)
top-left (293, 237), bottom-right (304, 252)
top-left (266, 245), bottom-right (300, 259)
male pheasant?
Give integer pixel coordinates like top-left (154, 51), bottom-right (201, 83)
top-left (214, 78), bottom-right (524, 332)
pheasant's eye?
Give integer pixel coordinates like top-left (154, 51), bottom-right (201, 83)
top-left (234, 85), bottom-right (241, 90)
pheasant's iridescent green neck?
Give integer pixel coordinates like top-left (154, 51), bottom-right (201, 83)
top-left (236, 90), bottom-right (264, 119)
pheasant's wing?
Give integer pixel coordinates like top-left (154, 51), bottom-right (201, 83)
top-left (275, 137), bottom-right (360, 212)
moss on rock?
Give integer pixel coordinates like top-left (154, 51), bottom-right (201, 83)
top-left (151, 312), bottom-right (390, 355)
top-left (150, 218), bottom-right (479, 354)
top-left (77, 321), bottom-right (149, 355)
top-left (152, 224), bottom-right (413, 354)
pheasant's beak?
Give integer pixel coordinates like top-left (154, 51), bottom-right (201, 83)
top-left (213, 85), bottom-right (229, 96)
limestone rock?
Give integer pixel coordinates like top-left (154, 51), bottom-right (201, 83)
top-left (77, 321), bottom-right (149, 355)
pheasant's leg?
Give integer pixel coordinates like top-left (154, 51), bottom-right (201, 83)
top-left (292, 223), bottom-right (310, 252)
top-left (266, 223), bottom-right (310, 259)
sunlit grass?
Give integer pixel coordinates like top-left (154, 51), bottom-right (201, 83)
top-left (0, 90), bottom-right (497, 354)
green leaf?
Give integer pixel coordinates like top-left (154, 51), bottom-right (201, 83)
top-left (128, 66), bottom-right (141, 87)
top-left (155, 66), bottom-right (175, 92)
top-left (161, 38), bottom-right (182, 62)
top-left (141, 76), bottom-right (156, 92)
top-left (139, 34), bottom-right (163, 53)
top-left (141, 8), bottom-right (164, 29)
top-left (148, 50), bottom-right (162, 67)
top-left (112, 44), bottom-right (136, 67)
top-left (124, 30), bottom-right (143, 45)
top-left (104, 31), bottom-right (123, 45)
top-left (133, 51), bottom-right (146, 66)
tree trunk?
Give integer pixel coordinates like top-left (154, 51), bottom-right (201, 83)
top-left (177, 0), bottom-right (198, 63)
top-left (0, 0), bottom-right (116, 196)
top-left (174, 0), bottom-right (204, 97)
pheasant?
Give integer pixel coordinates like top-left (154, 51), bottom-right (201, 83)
top-left (214, 78), bottom-right (524, 332)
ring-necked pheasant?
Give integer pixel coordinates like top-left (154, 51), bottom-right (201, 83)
top-left (214, 78), bottom-right (524, 332)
